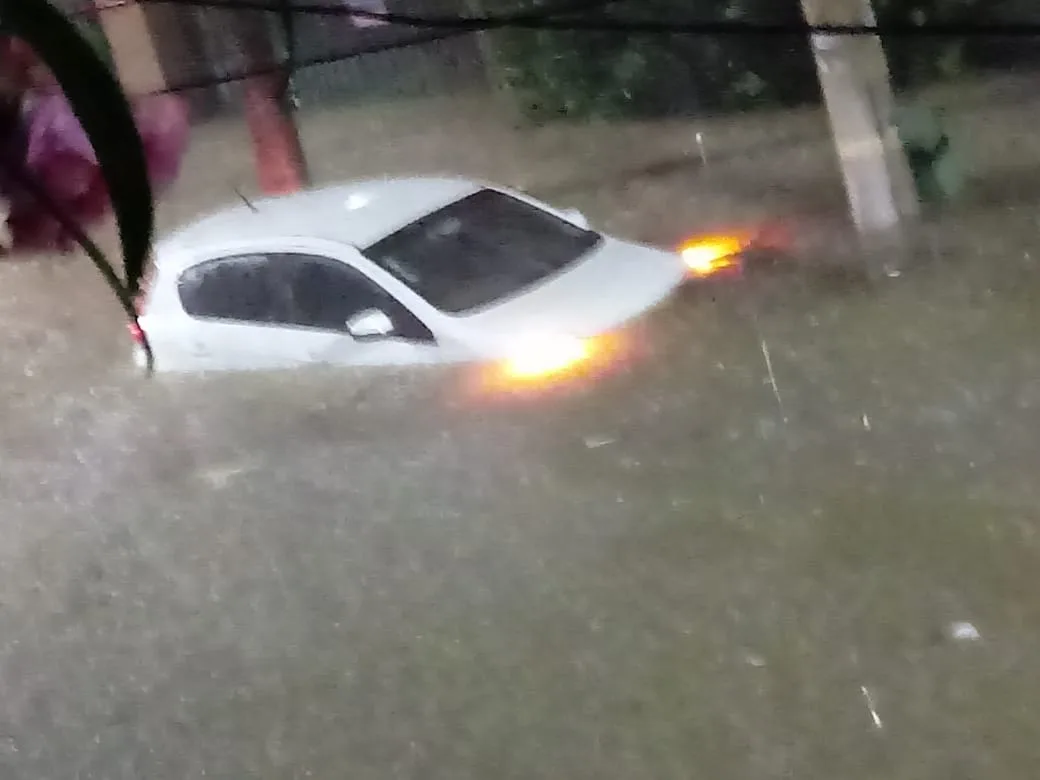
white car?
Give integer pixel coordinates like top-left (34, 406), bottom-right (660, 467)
top-left (133, 177), bottom-right (693, 379)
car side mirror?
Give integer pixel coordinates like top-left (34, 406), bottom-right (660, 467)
top-left (345, 309), bottom-right (394, 340)
top-left (563, 208), bottom-right (589, 229)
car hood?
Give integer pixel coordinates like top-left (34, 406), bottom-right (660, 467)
top-left (457, 237), bottom-right (685, 348)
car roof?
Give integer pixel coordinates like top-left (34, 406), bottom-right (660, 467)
top-left (155, 176), bottom-right (481, 268)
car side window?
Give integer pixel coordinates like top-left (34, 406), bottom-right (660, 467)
top-left (275, 255), bottom-right (434, 342)
top-left (178, 254), bottom-right (281, 323)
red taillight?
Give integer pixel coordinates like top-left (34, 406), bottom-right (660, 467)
top-left (129, 260), bottom-right (154, 346)
top-left (128, 319), bottom-right (145, 345)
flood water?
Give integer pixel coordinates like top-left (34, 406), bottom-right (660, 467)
top-left (1, 204), bottom-right (1040, 779)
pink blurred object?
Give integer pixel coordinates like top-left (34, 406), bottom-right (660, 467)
top-left (4, 89), bottom-right (191, 253)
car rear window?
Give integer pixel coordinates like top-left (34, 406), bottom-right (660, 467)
top-left (362, 188), bottom-right (601, 314)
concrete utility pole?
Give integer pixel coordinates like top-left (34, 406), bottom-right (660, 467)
top-left (800, 0), bottom-right (919, 258)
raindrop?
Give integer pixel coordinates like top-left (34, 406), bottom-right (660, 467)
top-left (947, 621), bottom-right (982, 642)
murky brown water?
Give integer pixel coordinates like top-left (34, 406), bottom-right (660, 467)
top-left (3, 80), bottom-right (1040, 777)
top-left (3, 212), bottom-right (1040, 778)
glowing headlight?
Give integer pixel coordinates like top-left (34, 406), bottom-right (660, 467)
top-left (502, 334), bottom-right (592, 380)
top-left (678, 235), bottom-right (746, 276)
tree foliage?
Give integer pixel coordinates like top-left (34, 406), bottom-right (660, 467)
top-left (874, 0), bottom-right (981, 88)
top-left (488, 0), bottom-right (990, 121)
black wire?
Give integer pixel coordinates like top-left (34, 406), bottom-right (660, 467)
top-left (124, 0), bottom-right (1040, 97)
top-left (161, 28), bottom-right (456, 93)
top-left (142, 0), bottom-right (622, 28)
top-left (277, 0), bottom-right (297, 98)
top-left (149, 0), bottom-right (623, 95)
top-left (139, 0), bottom-right (1040, 36)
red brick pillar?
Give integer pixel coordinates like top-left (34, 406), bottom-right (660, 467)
top-left (96, 0), bottom-right (308, 196)
top-left (242, 73), bottom-right (309, 195)
top-left (229, 3), bottom-right (309, 196)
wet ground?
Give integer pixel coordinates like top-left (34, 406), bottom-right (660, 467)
top-left (2, 79), bottom-right (1040, 777)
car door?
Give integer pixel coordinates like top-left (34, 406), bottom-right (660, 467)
top-left (176, 253), bottom-right (316, 371)
top-left (269, 253), bottom-right (443, 367)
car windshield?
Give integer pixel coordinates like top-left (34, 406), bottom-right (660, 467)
top-left (362, 188), bottom-right (602, 314)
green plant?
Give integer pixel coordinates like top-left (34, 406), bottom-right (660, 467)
top-left (487, 0), bottom-right (821, 121)
top-left (894, 104), bottom-right (965, 204)
top-left (3, 0), bottom-right (155, 368)
top-left (486, 0), bottom-right (991, 121)
top-left (873, 0), bottom-right (984, 89)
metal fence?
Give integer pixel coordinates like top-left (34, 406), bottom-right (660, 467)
top-left (149, 0), bottom-right (487, 120)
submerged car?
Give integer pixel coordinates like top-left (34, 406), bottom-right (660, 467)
top-left (133, 177), bottom-right (701, 378)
